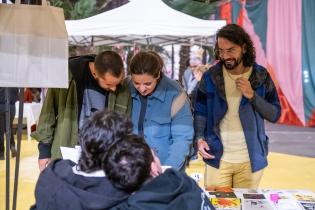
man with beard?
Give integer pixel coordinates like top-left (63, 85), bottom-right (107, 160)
top-left (32, 51), bottom-right (131, 171)
top-left (194, 24), bottom-right (281, 189)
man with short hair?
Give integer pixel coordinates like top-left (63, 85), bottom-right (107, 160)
top-left (195, 24), bottom-right (281, 189)
top-left (104, 135), bottom-right (215, 210)
top-left (32, 51), bottom-right (131, 171)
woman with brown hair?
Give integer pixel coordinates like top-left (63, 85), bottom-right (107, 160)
top-left (128, 51), bottom-right (193, 170)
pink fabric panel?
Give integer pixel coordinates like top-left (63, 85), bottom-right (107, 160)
top-left (266, 0), bottom-right (304, 124)
top-left (242, 7), bottom-right (268, 68)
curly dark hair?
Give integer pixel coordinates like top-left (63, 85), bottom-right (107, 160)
top-left (78, 110), bottom-right (133, 173)
top-left (104, 135), bottom-right (153, 193)
top-left (214, 24), bottom-right (256, 67)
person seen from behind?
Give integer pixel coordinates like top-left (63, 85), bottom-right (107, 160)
top-left (104, 134), bottom-right (215, 210)
top-left (30, 110), bottom-right (132, 210)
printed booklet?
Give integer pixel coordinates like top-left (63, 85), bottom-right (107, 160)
top-left (211, 198), bottom-right (241, 210)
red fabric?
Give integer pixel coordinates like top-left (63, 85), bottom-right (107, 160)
top-left (266, 65), bottom-right (303, 126)
top-left (237, 0), bottom-right (244, 26)
top-left (307, 110), bottom-right (315, 127)
top-left (220, 2), bottom-right (232, 24)
top-left (277, 87), bottom-right (303, 126)
top-left (24, 88), bottom-right (33, 103)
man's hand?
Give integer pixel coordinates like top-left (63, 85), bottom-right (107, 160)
top-left (235, 77), bottom-right (254, 99)
top-left (38, 158), bottom-right (51, 172)
top-left (197, 139), bottom-right (215, 159)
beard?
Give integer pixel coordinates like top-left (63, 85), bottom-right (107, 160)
top-left (222, 56), bottom-right (243, 70)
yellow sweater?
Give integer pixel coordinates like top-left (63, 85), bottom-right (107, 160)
top-left (220, 67), bottom-right (252, 163)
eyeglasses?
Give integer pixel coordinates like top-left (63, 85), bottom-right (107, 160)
top-left (215, 47), bottom-right (237, 57)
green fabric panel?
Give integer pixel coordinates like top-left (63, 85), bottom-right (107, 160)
top-left (302, 0), bottom-right (315, 122)
top-left (245, 0), bottom-right (268, 52)
top-left (231, 0), bottom-right (241, 24)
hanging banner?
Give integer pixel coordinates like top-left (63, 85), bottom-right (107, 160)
top-left (0, 0), bottom-right (68, 88)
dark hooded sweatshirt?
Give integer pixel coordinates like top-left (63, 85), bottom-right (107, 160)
top-left (112, 169), bottom-right (215, 210)
top-left (30, 159), bottom-right (129, 210)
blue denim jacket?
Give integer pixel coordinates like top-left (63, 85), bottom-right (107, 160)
top-left (194, 62), bottom-right (281, 172)
top-left (130, 75), bottom-right (194, 170)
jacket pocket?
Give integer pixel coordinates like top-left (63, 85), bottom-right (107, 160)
top-left (150, 116), bottom-right (171, 139)
top-left (114, 103), bottom-right (128, 114)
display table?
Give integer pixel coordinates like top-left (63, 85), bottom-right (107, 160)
top-left (206, 188), bottom-right (315, 210)
top-left (14, 102), bottom-right (42, 141)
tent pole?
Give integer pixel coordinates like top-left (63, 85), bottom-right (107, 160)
top-left (171, 44), bottom-right (174, 79)
top-left (202, 46), bottom-right (207, 64)
top-left (5, 88), bottom-right (10, 210)
top-left (10, 0), bottom-right (39, 209)
top-left (12, 88), bottom-right (24, 210)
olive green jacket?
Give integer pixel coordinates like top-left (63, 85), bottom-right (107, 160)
top-left (31, 56), bottom-right (131, 159)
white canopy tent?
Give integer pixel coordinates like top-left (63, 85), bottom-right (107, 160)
top-left (65, 0), bottom-right (226, 47)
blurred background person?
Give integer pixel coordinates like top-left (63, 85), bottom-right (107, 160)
top-left (189, 64), bottom-right (211, 109)
top-left (0, 87), bottom-right (18, 160)
top-left (181, 57), bottom-right (202, 96)
top-left (24, 88), bottom-right (42, 103)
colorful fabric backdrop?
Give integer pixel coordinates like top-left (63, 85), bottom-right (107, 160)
top-left (215, 0), bottom-right (315, 126)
